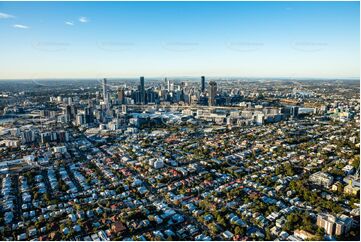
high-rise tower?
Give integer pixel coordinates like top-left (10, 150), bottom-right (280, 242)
top-left (102, 78), bottom-right (109, 106)
top-left (139, 76), bottom-right (145, 104)
top-left (201, 76), bottom-right (205, 93)
top-left (117, 87), bottom-right (125, 104)
top-left (208, 81), bottom-right (217, 106)
top-left (167, 78), bottom-right (171, 91)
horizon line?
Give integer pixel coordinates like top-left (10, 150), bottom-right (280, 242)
top-left (0, 76), bottom-right (359, 81)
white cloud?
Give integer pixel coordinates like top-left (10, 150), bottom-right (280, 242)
top-left (13, 24), bottom-right (29, 29)
top-left (79, 16), bottom-right (89, 23)
top-left (0, 12), bottom-right (15, 19)
top-left (65, 21), bottom-right (74, 26)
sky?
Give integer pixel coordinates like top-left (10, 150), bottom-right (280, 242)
top-left (0, 1), bottom-right (359, 79)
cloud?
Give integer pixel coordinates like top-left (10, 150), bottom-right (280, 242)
top-left (13, 24), bottom-right (29, 29)
top-left (79, 16), bottom-right (89, 23)
top-left (0, 12), bottom-right (15, 19)
top-left (65, 21), bottom-right (74, 26)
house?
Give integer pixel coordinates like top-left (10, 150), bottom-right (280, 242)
top-left (17, 233), bottom-right (27, 240)
top-left (331, 182), bottom-right (342, 192)
top-left (62, 227), bottom-right (70, 235)
top-left (73, 225), bottom-right (81, 232)
top-left (279, 231), bottom-right (289, 240)
top-left (287, 235), bottom-right (300, 241)
top-left (164, 229), bottom-right (175, 238)
top-left (203, 214), bottom-right (213, 222)
top-left (270, 226), bottom-right (281, 236)
top-left (86, 210), bottom-right (94, 218)
top-left (187, 224), bottom-right (199, 235)
top-left (91, 234), bottom-right (100, 241)
top-left (222, 230), bottom-right (234, 240)
top-left (294, 229), bottom-right (316, 240)
top-left (153, 230), bottom-right (164, 240)
top-left (172, 214), bottom-right (185, 223)
top-left (111, 222), bottom-right (126, 234)
top-left (98, 230), bottom-right (109, 241)
top-left (40, 227), bottom-right (46, 233)
top-left (344, 180), bottom-right (360, 196)
top-left (28, 228), bottom-right (37, 237)
top-left (342, 165), bottom-right (354, 175)
top-left (68, 214), bottom-right (77, 222)
top-left (4, 211), bottom-right (14, 224)
top-left (95, 207), bottom-right (103, 214)
top-left (153, 215), bottom-right (163, 224)
top-left (195, 234), bottom-right (212, 241)
top-left (276, 217), bottom-right (286, 228)
top-left (83, 236), bottom-right (92, 241)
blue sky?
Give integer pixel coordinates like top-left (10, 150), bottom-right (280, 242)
top-left (0, 1), bottom-right (359, 79)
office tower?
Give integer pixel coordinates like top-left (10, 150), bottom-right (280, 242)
top-left (49, 110), bottom-right (57, 118)
top-left (256, 113), bottom-right (265, 125)
top-left (201, 76), bottom-right (205, 93)
top-left (68, 97), bottom-right (73, 105)
top-left (21, 130), bottom-right (36, 144)
top-left (96, 91), bottom-right (101, 100)
top-left (76, 114), bottom-right (86, 126)
top-left (40, 110), bottom-right (47, 118)
top-left (122, 105), bottom-right (127, 114)
top-left (64, 105), bottom-right (72, 119)
top-left (139, 76), bottom-right (145, 104)
top-left (208, 81), bottom-right (217, 106)
top-left (93, 109), bottom-right (102, 121)
top-left (102, 78), bottom-right (109, 106)
top-left (168, 79), bottom-right (171, 91)
top-left (40, 132), bottom-right (57, 144)
top-left (58, 131), bottom-right (70, 142)
top-left (117, 87), bottom-right (125, 104)
top-left (165, 77), bottom-right (170, 91)
top-left (291, 106), bottom-right (299, 118)
top-left (71, 105), bottom-right (77, 118)
top-left (146, 90), bottom-right (156, 104)
top-left (84, 107), bottom-right (94, 124)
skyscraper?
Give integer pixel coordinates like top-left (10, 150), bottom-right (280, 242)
top-left (291, 106), bottom-right (299, 118)
top-left (117, 87), bottom-right (125, 104)
top-left (84, 107), bottom-right (94, 124)
top-left (102, 78), bottom-right (109, 106)
top-left (64, 105), bottom-right (72, 121)
top-left (201, 76), bottom-right (205, 93)
top-left (167, 78), bottom-right (171, 91)
top-left (139, 76), bottom-right (145, 104)
top-left (121, 104), bottom-right (127, 114)
top-left (208, 81), bottom-right (217, 106)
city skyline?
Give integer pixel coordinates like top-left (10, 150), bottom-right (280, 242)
top-left (0, 1), bottom-right (360, 241)
top-left (0, 74), bottom-right (359, 241)
top-left (0, 1), bottom-right (359, 79)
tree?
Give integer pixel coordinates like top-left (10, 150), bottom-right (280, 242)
top-left (208, 223), bottom-right (218, 235)
top-left (216, 215), bottom-right (226, 227)
top-left (352, 155), bottom-right (360, 169)
top-left (265, 228), bottom-right (272, 241)
top-left (234, 226), bottom-right (246, 236)
top-left (43, 193), bottom-right (50, 203)
top-left (284, 163), bottom-right (295, 176)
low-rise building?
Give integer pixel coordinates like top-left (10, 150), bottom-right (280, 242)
top-left (309, 171), bottom-right (333, 188)
top-left (316, 213), bottom-right (353, 236)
